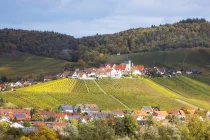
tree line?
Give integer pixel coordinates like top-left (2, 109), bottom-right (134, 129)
top-left (0, 114), bottom-right (209, 140)
top-left (0, 18), bottom-right (210, 65)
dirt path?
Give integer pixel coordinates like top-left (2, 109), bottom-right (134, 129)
top-left (175, 99), bottom-right (201, 109)
top-left (93, 80), bottom-right (131, 110)
top-left (151, 79), bottom-right (202, 109)
top-left (69, 80), bottom-right (77, 93)
top-left (83, 80), bottom-right (90, 93)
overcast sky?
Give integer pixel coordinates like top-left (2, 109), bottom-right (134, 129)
top-left (0, 0), bottom-right (209, 38)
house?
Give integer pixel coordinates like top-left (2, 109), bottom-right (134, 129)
top-left (8, 113), bottom-right (30, 121)
top-left (137, 119), bottom-right (148, 126)
top-left (61, 71), bottom-right (72, 78)
top-left (0, 109), bottom-right (30, 117)
top-left (176, 70), bottom-right (182, 74)
top-left (10, 122), bottom-right (24, 128)
top-left (78, 72), bottom-right (89, 80)
top-left (85, 68), bottom-right (96, 78)
top-left (44, 75), bottom-right (55, 81)
top-left (187, 110), bottom-right (196, 116)
top-left (152, 111), bottom-right (168, 121)
top-left (40, 111), bottom-right (58, 120)
top-left (106, 69), bottom-right (122, 78)
top-left (206, 111), bottom-right (210, 118)
top-left (66, 115), bottom-right (81, 120)
top-left (15, 81), bottom-right (23, 87)
top-left (132, 110), bottom-right (148, 120)
top-left (112, 110), bottom-right (124, 118)
top-left (167, 110), bottom-right (186, 119)
top-left (96, 68), bottom-right (108, 78)
top-left (92, 112), bottom-right (111, 119)
top-left (58, 105), bottom-right (73, 113)
top-left (141, 106), bottom-right (154, 114)
top-left (186, 70), bottom-right (192, 74)
top-left (31, 122), bottom-right (67, 128)
top-left (131, 65), bottom-right (144, 75)
top-left (71, 71), bottom-right (79, 79)
top-left (154, 67), bottom-right (165, 75)
top-left (74, 104), bottom-right (99, 114)
top-left (0, 84), bottom-right (5, 91)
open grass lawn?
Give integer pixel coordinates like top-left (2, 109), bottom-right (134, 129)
top-left (0, 51), bottom-right (69, 78)
top-left (153, 75), bottom-right (210, 110)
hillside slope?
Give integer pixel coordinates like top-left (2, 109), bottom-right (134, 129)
top-left (1, 78), bottom-right (209, 110)
top-left (0, 51), bottom-right (69, 79)
top-left (107, 48), bottom-right (210, 72)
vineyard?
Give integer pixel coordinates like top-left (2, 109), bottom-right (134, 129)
top-left (1, 77), bottom-right (208, 110)
top-left (153, 75), bottom-right (210, 110)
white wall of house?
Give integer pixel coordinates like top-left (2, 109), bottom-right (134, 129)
top-left (132, 70), bottom-right (141, 75)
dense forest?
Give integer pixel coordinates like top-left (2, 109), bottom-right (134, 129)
top-left (0, 18), bottom-right (210, 65)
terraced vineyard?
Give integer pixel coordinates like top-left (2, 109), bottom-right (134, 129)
top-left (96, 78), bottom-right (185, 110)
top-left (0, 79), bottom-right (124, 110)
top-left (1, 77), bottom-right (208, 110)
top-left (153, 75), bottom-right (210, 110)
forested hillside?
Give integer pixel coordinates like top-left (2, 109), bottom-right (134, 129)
top-left (1, 18), bottom-right (210, 65)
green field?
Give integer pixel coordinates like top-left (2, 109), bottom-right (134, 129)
top-left (0, 51), bottom-right (69, 78)
top-left (153, 75), bottom-right (210, 110)
top-left (2, 77), bottom-right (207, 110)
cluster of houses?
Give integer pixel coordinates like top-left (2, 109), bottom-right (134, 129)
top-left (0, 59), bottom-right (203, 91)
top-left (44, 59), bottom-right (144, 81)
top-left (0, 79), bottom-right (35, 91)
top-left (43, 59), bottom-right (202, 81)
top-left (0, 104), bottom-right (209, 130)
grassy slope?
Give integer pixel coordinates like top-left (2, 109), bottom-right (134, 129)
top-left (0, 78), bottom-right (193, 110)
top-left (153, 75), bottom-right (210, 110)
top-left (0, 51), bottom-right (69, 78)
top-left (107, 48), bottom-right (210, 72)
top-left (107, 48), bottom-right (210, 110)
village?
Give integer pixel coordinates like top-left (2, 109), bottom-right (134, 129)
top-left (0, 59), bottom-right (202, 92)
top-left (0, 104), bottom-right (209, 132)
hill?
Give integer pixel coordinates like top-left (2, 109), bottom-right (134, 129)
top-left (153, 75), bottom-right (210, 110)
top-left (107, 47), bottom-right (210, 72)
top-left (1, 18), bottom-right (210, 66)
top-left (0, 51), bottom-right (69, 79)
top-left (1, 78), bottom-right (210, 110)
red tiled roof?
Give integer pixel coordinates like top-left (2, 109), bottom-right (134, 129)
top-left (135, 65), bottom-right (144, 71)
top-left (0, 84), bottom-right (4, 87)
top-left (133, 110), bottom-right (148, 116)
top-left (153, 111), bottom-right (168, 117)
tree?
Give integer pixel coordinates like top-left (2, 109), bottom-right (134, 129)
top-left (77, 106), bottom-right (81, 113)
top-left (139, 125), bottom-right (159, 140)
top-left (29, 125), bottom-right (58, 140)
top-left (123, 115), bottom-right (138, 137)
top-left (158, 124), bottom-right (181, 140)
top-left (177, 124), bottom-right (190, 140)
top-left (147, 115), bottom-right (155, 126)
top-left (114, 115), bottom-right (138, 138)
top-left (23, 121), bottom-right (32, 127)
top-left (1, 76), bottom-right (8, 82)
top-left (78, 122), bottom-right (97, 140)
top-left (57, 123), bottom-right (79, 140)
top-left (20, 136), bottom-right (31, 140)
top-left (92, 119), bottom-right (115, 140)
top-left (187, 115), bottom-right (210, 140)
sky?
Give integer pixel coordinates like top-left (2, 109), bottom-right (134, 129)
top-left (0, 0), bottom-right (209, 38)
